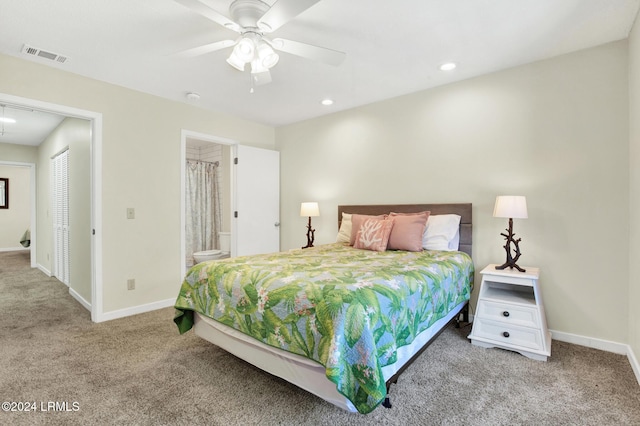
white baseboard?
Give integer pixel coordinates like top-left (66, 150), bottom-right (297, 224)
top-left (551, 329), bottom-right (640, 387)
top-left (629, 345), bottom-right (640, 386)
top-left (0, 246), bottom-right (29, 252)
top-left (69, 287), bottom-right (91, 312)
top-left (37, 263), bottom-right (51, 277)
top-left (468, 321), bottom-right (640, 386)
top-left (550, 329), bottom-right (628, 355)
top-left (97, 298), bottom-right (175, 323)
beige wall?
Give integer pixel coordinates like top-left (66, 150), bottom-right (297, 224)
top-left (0, 164), bottom-right (30, 249)
top-left (628, 17), bottom-right (640, 360)
top-left (0, 143), bottom-right (38, 164)
top-left (0, 33), bottom-right (635, 355)
top-left (0, 52), bottom-right (275, 315)
top-left (37, 118), bottom-right (92, 301)
top-left (276, 41), bottom-right (629, 343)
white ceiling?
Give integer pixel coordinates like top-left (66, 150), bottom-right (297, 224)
top-left (0, 0), bottom-right (639, 145)
top-left (0, 105), bottom-right (66, 146)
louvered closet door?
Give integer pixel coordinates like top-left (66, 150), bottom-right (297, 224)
top-left (52, 150), bottom-right (70, 285)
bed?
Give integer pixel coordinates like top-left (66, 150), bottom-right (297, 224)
top-left (174, 203), bottom-right (473, 414)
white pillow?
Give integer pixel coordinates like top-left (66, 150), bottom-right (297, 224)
top-left (336, 212), bottom-right (352, 244)
top-left (448, 228), bottom-right (460, 251)
top-left (423, 214), bottom-right (461, 251)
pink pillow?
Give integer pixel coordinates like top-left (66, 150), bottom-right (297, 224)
top-left (388, 211), bottom-right (430, 251)
top-left (350, 214), bottom-right (386, 245)
top-left (353, 218), bottom-right (394, 252)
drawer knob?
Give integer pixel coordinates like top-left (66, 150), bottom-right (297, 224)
top-left (503, 331), bottom-right (510, 338)
top-left (502, 311), bottom-right (510, 317)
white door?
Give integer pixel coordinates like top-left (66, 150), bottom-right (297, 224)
top-left (52, 149), bottom-right (70, 285)
top-left (234, 145), bottom-right (280, 256)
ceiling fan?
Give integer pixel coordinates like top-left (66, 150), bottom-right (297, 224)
top-left (175, 0), bottom-right (346, 87)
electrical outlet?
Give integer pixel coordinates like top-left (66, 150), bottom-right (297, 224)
top-left (127, 279), bottom-right (135, 290)
top-left (126, 208), bottom-right (135, 219)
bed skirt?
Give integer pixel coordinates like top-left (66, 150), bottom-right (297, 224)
top-left (193, 299), bottom-right (468, 412)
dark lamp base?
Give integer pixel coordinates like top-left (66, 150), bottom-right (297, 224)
top-left (302, 216), bottom-right (315, 249)
top-left (495, 261), bottom-right (526, 273)
top-left (497, 217), bottom-right (526, 273)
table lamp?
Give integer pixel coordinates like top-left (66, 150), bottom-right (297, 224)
top-left (300, 202), bottom-right (319, 249)
top-left (493, 195), bottom-right (528, 272)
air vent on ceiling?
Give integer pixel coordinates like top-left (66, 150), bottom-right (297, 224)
top-left (21, 44), bottom-right (69, 64)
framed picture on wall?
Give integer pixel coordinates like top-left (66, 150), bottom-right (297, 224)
top-left (0, 178), bottom-right (8, 209)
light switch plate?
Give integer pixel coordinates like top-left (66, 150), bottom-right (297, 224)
top-left (127, 208), bottom-right (135, 219)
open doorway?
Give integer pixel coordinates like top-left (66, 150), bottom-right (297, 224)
top-left (0, 92), bottom-right (103, 321)
top-left (0, 162), bottom-right (35, 265)
top-left (180, 130), bottom-right (281, 278)
top-left (181, 131), bottom-right (234, 277)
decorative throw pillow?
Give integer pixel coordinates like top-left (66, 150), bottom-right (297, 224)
top-left (350, 214), bottom-right (386, 245)
top-left (336, 212), bottom-right (352, 244)
top-left (423, 214), bottom-right (461, 251)
top-left (353, 218), bottom-right (393, 252)
top-left (387, 211), bottom-right (430, 251)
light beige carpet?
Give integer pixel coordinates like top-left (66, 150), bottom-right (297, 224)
top-left (1, 250), bottom-right (639, 425)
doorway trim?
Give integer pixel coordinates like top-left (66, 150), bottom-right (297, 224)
top-left (0, 92), bottom-right (103, 322)
top-left (180, 129), bottom-right (237, 278)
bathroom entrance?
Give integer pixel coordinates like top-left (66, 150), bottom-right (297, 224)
top-left (184, 137), bottom-right (232, 270)
top-left (180, 130), bottom-right (280, 277)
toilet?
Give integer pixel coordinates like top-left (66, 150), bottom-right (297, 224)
top-left (193, 232), bottom-right (231, 264)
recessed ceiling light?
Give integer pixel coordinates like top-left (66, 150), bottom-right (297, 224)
top-left (186, 92), bottom-right (201, 101)
top-left (440, 62), bottom-right (457, 71)
top-left (321, 99), bottom-right (334, 106)
top-left (0, 117), bottom-right (16, 124)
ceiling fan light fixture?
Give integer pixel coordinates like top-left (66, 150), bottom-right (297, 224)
top-left (257, 42), bottom-right (279, 69)
top-left (226, 51), bottom-right (246, 71)
top-left (250, 58), bottom-right (267, 74)
top-left (235, 37), bottom-right (256, 62)
top-left (177, 0), bottom-right (348, 87)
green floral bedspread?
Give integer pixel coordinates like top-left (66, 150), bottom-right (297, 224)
top-left (174, 243), bottom-right (473, 414)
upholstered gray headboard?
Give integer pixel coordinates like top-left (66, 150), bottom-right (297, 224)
top-left (337, 203), bottom-right (472, 258)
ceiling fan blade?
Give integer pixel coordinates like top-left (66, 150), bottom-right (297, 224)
top-left (269, 38), bottom-right (346, 66)
top-left (252, 70), bottom-right (272, 86)
top-left (175, 0), bottom-right (240, 32)
top-left (178, 39), bottom-right (237, 57)
top-left (257, 0), bottom-right (321, 33)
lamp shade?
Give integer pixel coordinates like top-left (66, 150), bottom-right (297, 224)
top-left (256, 42), bottom-right (279, 69)
top-left (235, 37), bottom-right (256, 62)
top-left (300, 202), bottom-right (319, 217)
top-left (226, 52), bottom-right (246, 71)
top-left (493, 196), bottom-right (528, 219)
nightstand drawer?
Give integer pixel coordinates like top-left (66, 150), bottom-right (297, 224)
top-left (472, 318), bottom-right (543, 350)
top-left (477, 300), bottom-right (540, 328)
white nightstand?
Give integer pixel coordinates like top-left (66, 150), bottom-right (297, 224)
top-left (468, 264), bottom-right (551, 361)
